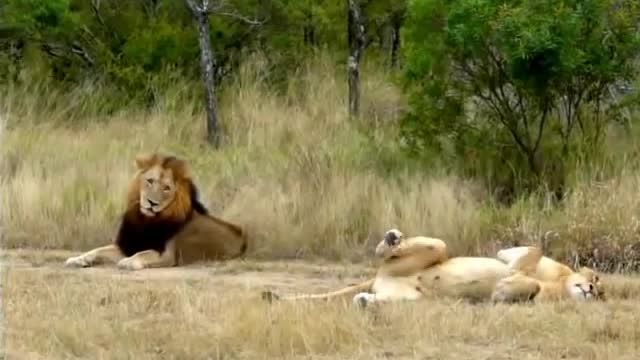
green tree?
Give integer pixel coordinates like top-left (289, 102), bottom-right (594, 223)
top-left (0, 1), bottom-right (266, 95)
top-left (401, 0), bottom-right (640, 199)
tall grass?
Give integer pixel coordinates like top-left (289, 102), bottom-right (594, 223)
top-left (1, 53), bottom-right (640, 270)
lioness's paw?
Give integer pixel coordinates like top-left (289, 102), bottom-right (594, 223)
top-left (65, 255), bottom-right (91, 268)
top-left (353, 292), bottom-right (376, 308)
top-left (117, 257), bottom-right (145, 271)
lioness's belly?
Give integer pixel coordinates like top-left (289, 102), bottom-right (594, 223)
top-left (418, 257), bottom-right (511, 300)
top-left (372, 276), bottom-right (423, 301)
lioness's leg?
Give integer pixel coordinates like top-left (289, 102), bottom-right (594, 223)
top-left (491, 273), bottom-right (541, 303)
top-left (116, 241), bottom-right (176, 271)
top-left (352, 289), bottom-right (424, 308)
top-left (376, 237), bottom-right (448, 277)
top-left (505, 247), bottom-right (542, 274)
top-left (496, 246), bottom-right (531, 264)
top-left (65, 244), bottom-right (124, 268)
top-left (375, 236), bottom-right (447, 260)
top-left (352, 292), bottom-right (377, 307)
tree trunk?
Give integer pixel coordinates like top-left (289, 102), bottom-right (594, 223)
top-left (347, 0), bottom-right (366, 117)
top-left (378, 22), bottom-right (394, 67)
top-left (185, 0), bottom-right (264, 146)
top-left (390, 13), bottom-right (402, 69)
top-left (192, 7), bottom-right (220, 146)
top-left (303, 10), bottom-right (316, 46)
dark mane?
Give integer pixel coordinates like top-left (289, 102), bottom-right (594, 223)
top-left (188, 180), bottom-right (209, 215)
top-left (115, 209), bottom-right (190, 257)
top-left (115, 179), bottom-right (211, 257)
top-left (189, 180), bottom-right (244, 238)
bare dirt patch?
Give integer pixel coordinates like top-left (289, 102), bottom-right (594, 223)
top-left (2, 249), bottom-right (374, 293)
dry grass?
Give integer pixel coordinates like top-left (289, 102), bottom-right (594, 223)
top-left (3, 55), bottom-right (640, 359)
top-left (487, 175), bottom-right (640, 271)
top-left (3, 250), bottom-right (640, 360)
top-left (0, 55), bottom-right (489, 261)
top-left (2, 55), bottom-right (640, 265)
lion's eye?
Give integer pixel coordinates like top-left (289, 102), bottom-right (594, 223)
top-left (163, 185), bottom-right (171, 192)
top-left (146, 178), bottom-right (153, 185)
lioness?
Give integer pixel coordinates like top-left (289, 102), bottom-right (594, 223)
top-left (263, 229), bottom-right (601, 306)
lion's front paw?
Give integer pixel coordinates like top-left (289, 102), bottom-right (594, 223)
top-left (117, 257), bottom-right (145, 271)
top-left (353, 292), bottom-right (376, 308)
top-left (65, 255), bottom-right (92, 268)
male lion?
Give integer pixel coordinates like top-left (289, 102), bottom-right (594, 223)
top-left (64, 152), bottom-right (248, 271)
top-left (262, 229), bottom-right (601, 306)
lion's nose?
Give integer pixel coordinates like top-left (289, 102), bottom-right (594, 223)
top-left (148, 199), bottom-right (159, 207)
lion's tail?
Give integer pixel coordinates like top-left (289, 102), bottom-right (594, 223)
top-left (262, 279), bottom-right (375, 302)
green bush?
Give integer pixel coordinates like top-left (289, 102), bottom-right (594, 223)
top-left (400, 0), bottom-right (640, 200)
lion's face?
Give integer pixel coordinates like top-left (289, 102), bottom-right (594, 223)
top-left (126, 153), bottom-right (195, 222)
top-left (564, 273), bottom-right (598, 301)
top-left (138, 165), bottom-right (178, 217)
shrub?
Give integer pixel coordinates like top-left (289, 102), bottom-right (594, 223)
top-left (400, 0), bottom-right (640, 200)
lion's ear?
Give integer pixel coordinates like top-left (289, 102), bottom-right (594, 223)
top-left (134, 153), bottom-right (156, 169)
top-left (165, 157), bottom-right (189, 178)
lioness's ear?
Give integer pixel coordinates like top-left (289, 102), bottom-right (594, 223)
top-left (134, 153), bottom-right (155, 169)
top-left (579, 267), bottom-right (597, 278)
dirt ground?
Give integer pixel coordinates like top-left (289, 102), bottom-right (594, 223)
top-left (2, 249), bottom-right (640, 360)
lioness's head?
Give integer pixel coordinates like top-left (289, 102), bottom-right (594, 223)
top-left (564, 272), bottom-right (599, 301)
top-left (130, 153), bottom-right (191, 219)
top-left (578, 267), bottom-right (605, 300)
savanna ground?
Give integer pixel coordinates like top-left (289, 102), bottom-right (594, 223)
top-left (3, 249), bottom-right (640, 360)
top-left (2, 56), bottom-right (640, 359)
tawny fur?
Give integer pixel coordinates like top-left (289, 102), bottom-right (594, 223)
top-left (64, 152), bottom-right (248, 271)
top-left (496, 246), bottom-right (605, 301)
top-left (263, 229), bottom-right (601, 306)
